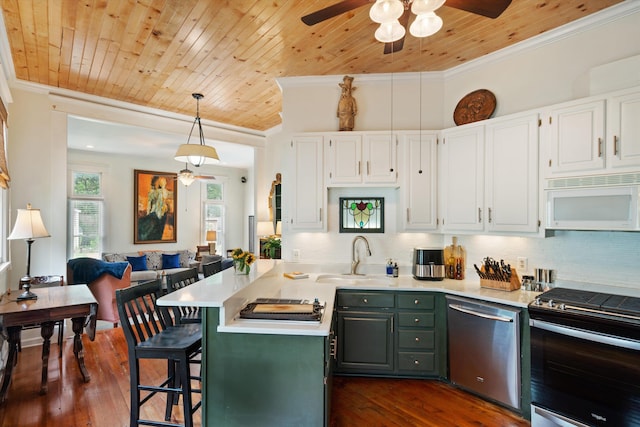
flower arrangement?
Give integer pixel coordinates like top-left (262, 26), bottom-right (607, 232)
top-left (230, 248), bottom-right (256, 274)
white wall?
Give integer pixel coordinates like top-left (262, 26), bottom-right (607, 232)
top-left (271, 5), bottom-right (640, 289)
top-left (67, 149), bottom-right (248, 255)
top-left (4, 87), bottom-right (260, 290)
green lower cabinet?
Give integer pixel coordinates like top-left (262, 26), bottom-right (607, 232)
top-left (334, 290), bottom-right (447, 379)
top-left (203, 308), bottom-right (330, 427)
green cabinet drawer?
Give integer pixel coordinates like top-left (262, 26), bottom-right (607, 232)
top-left (398, 330), bottom-right (435, 349)
top-left (398, 312), bottom-right (435, 328)
top-left (397, 293), bottom-right (434, 310)
top-left (337, 292), bottom-right (395, 309)
top-left (397, 352), bottom-right (436, 372)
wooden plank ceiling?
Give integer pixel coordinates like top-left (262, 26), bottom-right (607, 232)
top-left (0, 0), bottom-right (624, 131)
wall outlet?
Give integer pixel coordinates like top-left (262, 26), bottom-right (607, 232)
top-left (292, 249), bottom-right (300, 262)
top-left (517, 257), bottom-right (528, 271)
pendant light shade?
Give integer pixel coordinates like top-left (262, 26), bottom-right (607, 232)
top-left (175, 93), bottom-right (220, 167)
top-left (411, 0), bottom-right (445, 15)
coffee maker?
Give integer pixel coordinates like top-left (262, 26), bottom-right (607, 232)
top-left (412, 248), bottom-right (445, 281)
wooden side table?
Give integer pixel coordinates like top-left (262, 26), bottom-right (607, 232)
top-left (0, 285), bottom-right (98, 403)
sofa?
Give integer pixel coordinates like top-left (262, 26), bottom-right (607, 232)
top-left (102, 249), bottom-right (196, 284)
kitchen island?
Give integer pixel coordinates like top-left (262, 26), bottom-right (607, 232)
top-left (157, 260), bottom-right (540, 427)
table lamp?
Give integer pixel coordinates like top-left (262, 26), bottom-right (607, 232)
top-left (206, 230), bottom-right (217, 254)
top-left (8, 204), bottom-right (51, 301)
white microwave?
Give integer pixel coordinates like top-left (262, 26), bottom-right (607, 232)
top-left (546, 185), bottom-right (640, 231)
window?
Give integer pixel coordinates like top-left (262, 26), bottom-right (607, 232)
top-left (68, 169), bottom-right (104, 259)
top-left (202, 181), bottom-right (224, 255)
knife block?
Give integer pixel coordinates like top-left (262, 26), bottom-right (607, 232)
top-left (478, 267), bottom-right (521, 292)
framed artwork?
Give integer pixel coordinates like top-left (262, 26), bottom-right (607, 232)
top-left (339, 197), bottom-right (384, 233)
top-left (134, 169), bottom-right (177, 244)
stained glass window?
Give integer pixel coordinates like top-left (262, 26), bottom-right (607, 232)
top-left (339, 197), bottom-right (384, 233)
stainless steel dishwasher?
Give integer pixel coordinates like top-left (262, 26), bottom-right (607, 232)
top-left (446, 295), bottom-right (521, 410)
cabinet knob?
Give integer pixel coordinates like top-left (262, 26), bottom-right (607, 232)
top-left (414, 318), bottom-right (420, 323)
top-left (415, 337), bottom-right (420, 342)
top-left (414, 360), bottom-right (420, 365)
top-left (363, 298), bottom-right (368, 304)
top-left (414, 299), bottom-right (420, 305)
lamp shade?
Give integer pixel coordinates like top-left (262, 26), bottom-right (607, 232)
top-left (257, 221), bottom-right (273, 237)
top-left (375, 20), bottom-right (406, 43)
top-left (369, 0), bottom-right (404, 24)
top-left (411, 0), bottom-right (445, 15)
top-left (175, 143), bottom-right (220, 167)
top-left (178, 168), bottom-right (196, 186)
top-left (409, 11), bottom-right (443, 38)
top-left (8, 204), bottom-right (50, 240)
top-left (206, 230), bottom-right (217, 242)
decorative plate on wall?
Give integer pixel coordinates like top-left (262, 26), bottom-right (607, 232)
top-left (453, 89), bottom-right (497, 125)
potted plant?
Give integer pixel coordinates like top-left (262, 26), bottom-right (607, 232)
top-left (262, 236), bottom-right (281, 259)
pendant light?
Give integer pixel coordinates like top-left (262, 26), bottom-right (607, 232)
top-left (174, 93), bottom-right (220, 167)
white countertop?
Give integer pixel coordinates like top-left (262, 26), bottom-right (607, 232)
top-left (157, 260), bottom-right (547, 337)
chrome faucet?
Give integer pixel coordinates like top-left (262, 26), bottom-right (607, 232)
top-left (351, 235), bottom-right (372, 275)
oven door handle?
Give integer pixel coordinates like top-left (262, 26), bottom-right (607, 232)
top-left (530, 318), bottom-right (640, 351)
top-left (449, 304), bottom-right (514, 323)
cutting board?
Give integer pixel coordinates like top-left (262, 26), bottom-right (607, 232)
top-left (253, 303), bottom-right (315, 314)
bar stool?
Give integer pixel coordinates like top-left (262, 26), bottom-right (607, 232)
top-left (166, 268), bottom-right (201, 324)
top-left (116, 279), bottom-right (202, 427)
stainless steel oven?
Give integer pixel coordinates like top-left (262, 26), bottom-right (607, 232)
top-left (529, 288), bottom-right (640, 426)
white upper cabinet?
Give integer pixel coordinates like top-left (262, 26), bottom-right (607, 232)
top-left (399, 132), bottom-right (438, 231)
top-left (326, 132), bottom-right (398, 186)
top-left (290, 135), bottom-right (326, 231)
top-left (608, 88), bottom-right (640, 170)
top-left (543, 98), bottom-right (605, 177)
top-left (543, 86), bottom-right (640, 178)
top-left (440, 123), bottom-right (485, 232)
top-left (440, 112), bottom-right (540, 235)
top-left (485, 112), bottom-right (540, 233)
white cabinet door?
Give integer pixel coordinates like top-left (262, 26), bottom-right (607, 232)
top-left (363, 133), bottom-right (397, 184)
top-left (440, 124), bottom-right (485, 232)
top-left (326, 133), bottom-right (398, 185)
top-left (485, 113), bottom-right (540, 233)
top-left (401, 132), bottom-right (438, 231)
top-left (291, 136), bottom-right (325, 231)
top-left (544, 99), bottom-right (605, 177)
top-left (327, 134), bottom-right (362, 184)
top-left (608, 88), bottom-right (640, 170)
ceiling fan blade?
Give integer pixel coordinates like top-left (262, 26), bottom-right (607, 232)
top-left (383, 7), bottom-right (411, 55)
top-left (301, 0), bottom-right (371, 26)
top-left (445, 0), bottom-right (512, 19)
top-left (194, 175), bottom-right (216, 181)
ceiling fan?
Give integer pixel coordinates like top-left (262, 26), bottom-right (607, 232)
top-left (156, 169), bottom-right (217, 187)
top-left (301, 0), bottom-right (512, 54)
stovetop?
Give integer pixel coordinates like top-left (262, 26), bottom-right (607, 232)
top-left (530, 287), bottom-right (640, 320)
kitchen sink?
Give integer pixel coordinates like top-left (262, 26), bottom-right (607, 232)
top-left (315, 274), bottom-right (394, 286)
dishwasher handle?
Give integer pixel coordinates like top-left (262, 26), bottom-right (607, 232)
top-left (448, 303), bottom-right (514, 323)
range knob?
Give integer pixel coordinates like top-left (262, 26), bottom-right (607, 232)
top-left (547, 299), bottom-right (555, 308)
top-left (558, 303), bottom-right (566, 310)
top-left (534, 297), bottom-right (542, 306)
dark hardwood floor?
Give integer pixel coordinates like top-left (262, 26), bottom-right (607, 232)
top-left (0, 326), bottom-right (529, 427)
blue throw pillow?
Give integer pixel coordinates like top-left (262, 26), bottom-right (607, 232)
top-left (162, 253), bottom-right (181, 269)
top-left (127, 255), bottom-right (147, 272)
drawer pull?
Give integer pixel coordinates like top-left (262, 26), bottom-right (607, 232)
top-left (415, 337), bottom-right (420, 342)
top-left (414, 318), bottom-right (420, 323)
top-left (363, 298), bottom-right (368, 304)
top-left (414, 299), bottom-right (420, 305)
top-left (414, 360), bottom-right (420, 365)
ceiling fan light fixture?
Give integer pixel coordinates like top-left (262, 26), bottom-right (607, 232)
top-left (174, 93), bottom-right (220, 167)
top-left (369, 0), bottom-right (404, 24)
top-left (409, 11), bottom-right (443, 38)
top-left (178, 168), bottom-right (196, 186)
top-left (411, 0), bottom-right (446, 15)
top-left (375, 20), bottom-right (406, 43)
